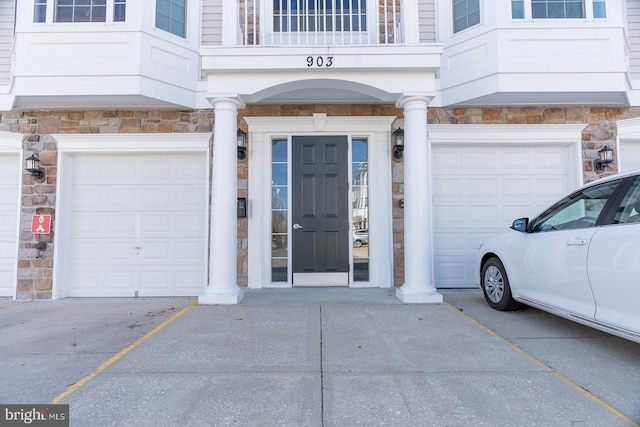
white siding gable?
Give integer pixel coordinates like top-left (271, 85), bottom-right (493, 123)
top-left (628, 0), bottom-right (640, 79)
top-left (0, 1), bottom-right (14, 84)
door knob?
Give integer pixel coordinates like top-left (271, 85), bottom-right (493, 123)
top-left (293, 223), bottom-right (303, 230)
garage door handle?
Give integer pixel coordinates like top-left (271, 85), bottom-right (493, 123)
top-left (566, 239), bottom-right (587, 246)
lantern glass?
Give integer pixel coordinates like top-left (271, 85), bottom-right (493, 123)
top-left (237, 129), bottom-right (247, 148)
top-left (599, 146), bottom-right (613, 163)
top-left (25, 154), bottom-right (40, 172)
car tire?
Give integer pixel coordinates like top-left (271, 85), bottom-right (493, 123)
top-left (353, 240), bottom-right (363, 248)
top-left (480, 257), bottom-right (523, 311)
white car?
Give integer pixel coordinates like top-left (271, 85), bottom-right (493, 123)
top-left (476, 169), bottom-right (640, 344)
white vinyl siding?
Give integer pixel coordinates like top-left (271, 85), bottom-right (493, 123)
top-left (202, 0), bottom-right (222, 45)
top-left (419, 0), bottom-right (436, 43)
top-left (628, 1), bottom-right (640, 80)
top-left (0, 1), bottom-right (14, 85)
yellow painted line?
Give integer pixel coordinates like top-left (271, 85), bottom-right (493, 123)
top-left (445, 303), bottom-right (640, 427)
top-left (52, 301), bottom-right (196, 404)
top-left (0, 300), bottom-right (33, 309)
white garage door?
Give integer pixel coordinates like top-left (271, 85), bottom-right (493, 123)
top-left (620, 141), bottom-right (640, 171)
top-left (432, 145), bottom-right (573, 288)
top-left (0, 154), bottom-right (19, 297)
top-left (65, 153), bottom-right (207, 297)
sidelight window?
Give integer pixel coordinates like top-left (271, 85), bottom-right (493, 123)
top-left (352, 139), bottom-right (369, 281)
top-left (271, 139), bottom-right (289, 282)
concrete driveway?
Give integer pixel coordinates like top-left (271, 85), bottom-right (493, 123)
top-left (0, 288), bottom-right (638, 426)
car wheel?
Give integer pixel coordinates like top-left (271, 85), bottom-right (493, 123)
top-left (353, 240), bottom-right (363, 248)
top-left (481, 257), bottom-right (523, 311)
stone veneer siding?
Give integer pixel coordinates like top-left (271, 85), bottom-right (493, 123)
top-left (1, 105), bottom-right (637, 298)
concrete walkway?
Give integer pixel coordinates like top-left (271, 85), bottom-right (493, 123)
top-left (0, 289), bottom-right (638, 426)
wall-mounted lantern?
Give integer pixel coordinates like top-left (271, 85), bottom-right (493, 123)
top-left (595, 145), bottom-right (614, 171)
top-left (392, 128), bottom-right (404, 160)
top-left (25, 153), bottom-right (45, 181)
top-left (237, 129), bottom-right (247, 160)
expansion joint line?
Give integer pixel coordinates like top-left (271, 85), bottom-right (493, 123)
top-left (320, 305), bottom-right (325, 426)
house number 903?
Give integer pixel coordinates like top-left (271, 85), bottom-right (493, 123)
top-left (307, 56), bottom-right (333, 67)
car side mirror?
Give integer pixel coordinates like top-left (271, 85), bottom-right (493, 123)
top-left (511, 218), bottom-right (529, 232)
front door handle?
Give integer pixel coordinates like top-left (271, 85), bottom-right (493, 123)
top-left (566, 239), bottom-right (588, 246)
top-left (293, 223), bottom-right (303, 230)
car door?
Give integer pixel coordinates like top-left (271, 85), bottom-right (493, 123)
top-left (587, 176), bottom-right (640, 337)
top-left (508, 178), bottom-right (624, 319)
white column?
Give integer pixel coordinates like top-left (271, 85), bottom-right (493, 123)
top-left (199, 98), bottom-right (245, 305)
top-left (396, 96), bottom-right (443, 304)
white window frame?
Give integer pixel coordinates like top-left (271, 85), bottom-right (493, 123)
top-left (155, 0), bottom-right (186, 38)
top-left (453, 0), bottom-right (481, 33)
top-left (514, 0), bottom-right (606, 20)
top-left (33, 0), bottom-right (124, 24)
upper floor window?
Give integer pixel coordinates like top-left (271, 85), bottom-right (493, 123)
top-left (57, 0), bottom-right (107, 22)
top-left (273, 0), bottom-right (367, 33)
top-left (453, 0), bottom-right (480, 33)
top-left (33, 0), bottom-right (126, 23)
top-left (532, 0), bottom-right (583, 18)
top-left (512, 0), bottom-right (606, 19)
top-left (156, 0), bottom-right (186, 38)
top-left (114, 0), bottom-right (126, 22)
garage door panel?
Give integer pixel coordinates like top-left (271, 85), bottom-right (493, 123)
top-left (139, 271), bottom-right (170, 290)
top-left (433, 178), bottom-right (463, 198)
top-left (65, 153), bottom-right (207, 297)
top-left (177, 187), bottom-right (207, 208)
top-left (433, 145), bottom-right (572, 288)
top-left (104, 242), bottom-right (137, 262)
top-left (175, 271), bottom-right (206, 289)
top-left (68, 271), bottom-right (100, 290)
top-left (106, 188), bottom-right (137, 209)
top-left (175, 241), bottom-right (206, 260)
top-left (104, 271), bottom-right (136, 289)
top-left (467, 179), bottom-right (498, 197)
top-left (68, 241), bottom-right (101, 261)
top-left (0, 155), bottom-right (19, 297)
top-left (435, 231), bottom-right (466, 251)
top-left (175, 215), bottom-right (206, 233)
top-left (621, 142), bottom-right (640, 171)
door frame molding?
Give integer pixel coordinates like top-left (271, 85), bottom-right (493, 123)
top-left (52, 133), bottom-right (211, 299)
top-left (245, 114), bottom-right (396, 289)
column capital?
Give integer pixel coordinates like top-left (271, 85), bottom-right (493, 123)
top-left (206, 94), bottom-right (246, 110)
top-left (395, 94), bottom-right (434, 110)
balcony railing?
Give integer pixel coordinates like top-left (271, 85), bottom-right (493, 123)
top-left (239, 0), bottom-right (402, 46)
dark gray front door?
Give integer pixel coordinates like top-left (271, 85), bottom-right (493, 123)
top-left (292, 136), bottom-right (349, 285)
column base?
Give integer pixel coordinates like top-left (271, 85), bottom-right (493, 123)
top-left (396, 287), bottom-right (443, 304)
top-left (198, 289), bottom-right (245, 305)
